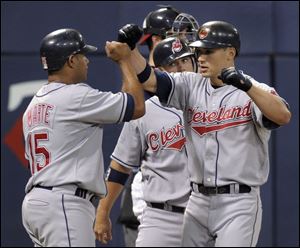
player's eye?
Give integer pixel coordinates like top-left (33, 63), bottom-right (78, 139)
top-left (181, 58), bottom-right (189, 63)
top-left (196, 49), bottom-right (215, 57)
top-left (168, 62), bottom-right (177, 67)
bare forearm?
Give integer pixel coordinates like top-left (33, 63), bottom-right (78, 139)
top-left (96, 160), bottom-right (131, 216)
top-left (247, 85), bottom-right (291, 125)
top-left (130, 48), bottom-right (146, 74)
top-left (131, 48), bottom-right (157, 93)
top-left (96, 181), bottom-right (124, 217)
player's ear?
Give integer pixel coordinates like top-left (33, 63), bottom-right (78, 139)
top-left (226, 47), bottom-right (236, 61)
top-left (67, 54), bottom-right (77, 69)
top-left (229, 47), bottom-right (236, 59)
top-left (151, 35), bottom-right (162, 48)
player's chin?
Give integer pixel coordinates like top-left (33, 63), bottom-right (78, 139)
top-left (200, 71), bottom-right (210, 78)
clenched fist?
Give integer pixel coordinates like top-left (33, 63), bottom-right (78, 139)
top-left (118, 24), bottom-right (143, 50)
top-left (219, 67), bottom-right (252, 92)
top-left (105, 41), bottom-right (131, 62)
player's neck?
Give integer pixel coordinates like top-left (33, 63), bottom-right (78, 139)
top-left (48, 74), bottom-right (74, 84)
top-left (148, 51), bottom-right (155, 67)
top-left (210, 76), bottom-right (226, 87)
top-left (47, 70), bottom-right (79, 84)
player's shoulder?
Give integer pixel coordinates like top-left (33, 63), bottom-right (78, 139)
top-left (72, 82), bottom-right (93, 89)
top-left (169, 71), bottom-right (204, 84)
top-left (169, 71), bottom-right (201, 79)
top-left (67, 82), bottom-right (97, 95)
top-left (146, 96), bottom-right (159, 105)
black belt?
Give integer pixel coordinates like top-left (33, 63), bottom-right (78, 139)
top-left (191, 182), bottom-right (251, 195)
top-left (33, 185), bottom-right (95, 202)
top-left (146, 202), bottom-right (185, 214)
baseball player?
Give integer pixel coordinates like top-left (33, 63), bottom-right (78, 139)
top-left (21, 28), bottom-right (145, 247)
top-left (138, 5), bottom-right (180, 66)
top-left (153, 37), bottom-right (198, 73)
top-left (112, 21), bottom-right (291, 247)
top-left (114, 6), bottom-right (183, 247)
top-left (94, 37), bottom-right (198, 247)
top-left (128, 34), bottom-right (200, 241)
top-left (128, 7), bottom-right (200, 219)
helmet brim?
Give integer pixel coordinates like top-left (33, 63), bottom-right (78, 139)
top-left (162, 52), bottom-right (194, 66)
top-left (189, 40), bottom-right (228, 49)
top-left (81, 44), bottom-right (98, 53)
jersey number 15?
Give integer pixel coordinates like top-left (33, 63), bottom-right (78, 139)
top-left (27, 132), bottom-right (51, 175)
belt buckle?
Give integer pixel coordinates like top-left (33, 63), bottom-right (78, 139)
top-left (210, 187), bottom-right (218, 195)
top-left (164, 203), bottom-right (173, 211)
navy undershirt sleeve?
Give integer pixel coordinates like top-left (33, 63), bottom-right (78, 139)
top-left (153, 69), bottom-right (172, 103)
top-left (123, 93), bottom-right (134, 122)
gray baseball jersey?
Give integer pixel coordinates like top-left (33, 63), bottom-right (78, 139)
top-left (156, 71), bottom-right (287, 246)
top-left (23, 82), bottom-right (132, 197)
top-left (162, 71), bottom-right (283, 187)
top-left (112, 96), bottom-right (190, 207)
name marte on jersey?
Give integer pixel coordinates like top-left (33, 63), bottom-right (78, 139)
top-left (188, 101), bottom-right (253, 135)
top-left (25, 103), bottom-right (54, 130)
top-left (147, 123), bottom-right (186, 151)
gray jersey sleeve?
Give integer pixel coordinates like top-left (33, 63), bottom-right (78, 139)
top-left (74, 84), bottom-right (129, 124)
top-left (249, 78), bottom-right (286, 129)
top-left (111, 121), bottom-right (143, 169)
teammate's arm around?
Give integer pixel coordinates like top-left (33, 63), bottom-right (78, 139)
top-left (105, 41), bottom-right (145, 119)
top-left (94, 160), bottom-right (132, 244)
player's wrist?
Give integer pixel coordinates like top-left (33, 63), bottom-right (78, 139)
top-left (105, 167), bottom-right (129, 185)
top-left (137, 63), bottom-right (152, 83)
top-left (96, 207), bottom-right (111, 217)
top-left (237, 74), bottom-right (252, 92)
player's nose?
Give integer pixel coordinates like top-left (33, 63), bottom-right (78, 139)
top-left (198, 56), bottom-right (205, 63)
top-left (176, 62), bottom-right (183, 71)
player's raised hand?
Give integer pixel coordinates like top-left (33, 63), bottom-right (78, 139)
top-left (218, 67), bottom-right (252, 92)
top-left (118, 24), bottom-right (143, 50)
top-left (105, 41), bottom-right (131, 62)
top-left (94, 210), bottom-right (112, 244)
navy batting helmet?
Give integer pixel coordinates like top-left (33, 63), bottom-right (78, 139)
top-left (153, 37), bottom-right (197, 72)
top-left (40, 28), bottom-right (97, 72)
top-left (139, 6), bottom-right (180, 44)
top-left (189, 21), bottom-right (240, 56)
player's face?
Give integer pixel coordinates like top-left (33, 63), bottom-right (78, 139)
top-left (196, 47), bottom-right (234, 79)
top-left (72, 54), bottom-right (89, 82)
top-left (163, 56), bottom-right (194, 73)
